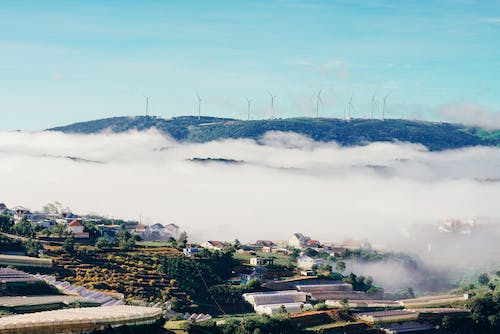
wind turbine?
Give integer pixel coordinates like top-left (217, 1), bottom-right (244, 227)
top-left (267, 90), bottom-right (275, 119)
top-left (370, 92), bottom-right (377, 119)
top-left (315, 90), bottom-right (323, 118)
top-left (382, 94), bottom-right (389, 121)
top-left (195, 92), bottom-right (202, 120)
top-left (348, 97), bottom-right (354, 120)
top-left (245, 97), bottom-right (252, 121)
top-left (144, 95), bottom-right (151, 116)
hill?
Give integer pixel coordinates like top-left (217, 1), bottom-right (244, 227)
top-left (49, 116), bottom-right (500, 151)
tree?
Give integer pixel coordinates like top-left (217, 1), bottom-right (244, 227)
top-left (95, 237), bottom-right (113, 251)
top-left (11, 218), bottom-right (34, 237)
top-left (51, 223), bottom-right (66, 238)
top-left (467, 292), bottom-right (500, 332)
top-left (40, 228), bottom-right (51, 238)
top-left (335, 260), bottom-right (346, 273)
top-left (478, 273), bottom-right (490, 285)
top-left (23, 238), bottom-right (40, 257)
top-left (63, 237), bottom-right (75, 254)
top-left (83, 221), bottom-right (100, 240)
top-left (177, 231), bottom-right (188, 249)
top-left (0, 215), bottom-right (13, 233)
top-left (119, 237), bottom-right (135, 251)
top-left (290, 249), bottom-right (300, 262)
top-left (303, 248), bottom-right (318, 257)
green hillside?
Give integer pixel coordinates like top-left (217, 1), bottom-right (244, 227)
top-left (49, 116), bottom-right (500, 151)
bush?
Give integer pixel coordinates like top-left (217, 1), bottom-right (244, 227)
top-left (95, 237), bottom-right (113, 250)
top-left (63, 237), bottom-right (75, 254)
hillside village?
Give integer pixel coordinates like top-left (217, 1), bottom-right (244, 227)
top-left (0, 201), bottom-right (498, 333)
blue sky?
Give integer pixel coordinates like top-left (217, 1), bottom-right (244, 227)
top-left (1, 0), bottom-right (500, 130)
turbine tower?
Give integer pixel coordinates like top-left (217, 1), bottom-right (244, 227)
top-left (382, 94), bottom-right (389, 121)
top-left (144, 95), bottom-right (151, 116)
top-left (348, 97), bottom-right (354, 120)
top-left (315, 90), bottom-right (323, 118)
top-left (196, 92), bottom-right (202, 120)
top-left (370, 92), bottom-right (377, 119)
top-left (245, 97), bottom-right (252, 121)
top-left (267, 90), bottom-right (275, 119)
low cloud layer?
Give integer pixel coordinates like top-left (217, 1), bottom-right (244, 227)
top-left (438, 101), bottom-right (500, 130)
top-left (0, 130), bottom-right (499, 249)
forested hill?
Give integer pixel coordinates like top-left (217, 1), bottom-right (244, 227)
top-left (49, 116), bottom-right (500, 151)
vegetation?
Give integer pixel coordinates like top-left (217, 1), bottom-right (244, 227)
top-left (186, 314), bottom-right (301, 334)
top-left (0, 214), bottom-right (13, 232)
top-left (50, 116), bottom-right (500, 151)
top-left (22, 238), bottom-right (41, 257)
top-left (158, 250), bottom-right (238, 305)
top-left (0, 234), bottom-right (23, 252)
top-left (10, 218), bottom-right (34, 238)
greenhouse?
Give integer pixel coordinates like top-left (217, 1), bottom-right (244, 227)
top-left (0, 305), bottom-right (162, 333)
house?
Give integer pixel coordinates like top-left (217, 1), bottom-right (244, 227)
top-left (13, 206), bottom-right (31, 223)
top-left (306, 239), bottom-right (322, 248)
top-left (183, 248), bottom-right (200, 257)
top-left (250, 257), bottom-right (275, 266)
top-left (134, 224), bottom-right (148, 234)
top-left (164, 223), bottom-right (180, 239)
top-left (201, 241), bottom-right (225, 251)
top-left (255, 240), bottom-right (276, 247)
top-left (250, 257), bottom-right (265, 266)
top-left (239, 266), bottom-right (266, 282)
top-left (33, 219), bottom-right (55, 229)
top-left (261, 246), bottom-right (274, 253)
top-left (288, 233), bottom-right (310, 248)
top-left (296, 255), bottom-right (327, 270)
top-left (67, 220), bottom-right (89, 239)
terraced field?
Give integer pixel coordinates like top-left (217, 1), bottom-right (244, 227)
top-left (45, 246), bottom-right (186, 303)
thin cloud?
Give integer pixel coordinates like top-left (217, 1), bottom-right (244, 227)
top-left (438, 101), bottom-right (500, 130)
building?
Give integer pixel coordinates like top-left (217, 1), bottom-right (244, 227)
top-left (288, 233), bottom-right (310, 248)
top-left (296, 255), bottom-right (327, 270)
top-left (243, 291), bottom-right (312, 315)
top-left (306, 239), bottom-right (322, 248)
top-left (164, 223), bottom-right (180, 239)
top-left (255, 240), bottom-right (276, 247)
top-left (239, 267), bottom-right (266, 282)
top-left (67, 220), bottom-right (89, 239)
top-left (183, 248), bottom-right (200, 257)
top-left (12, 206), bottom-right (31, 223)
top-left (250, 257), bottom-right (265, 266)
top-left (134, 223), bottom-right (180, 241)
top-left (201, 241), bottom-right (225, 251)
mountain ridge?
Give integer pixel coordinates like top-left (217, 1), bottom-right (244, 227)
top-left (48, 115), bottom-right (500, 151)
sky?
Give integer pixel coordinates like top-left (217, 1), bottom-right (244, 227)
top-left (1, 0), bottom-right (500, 130)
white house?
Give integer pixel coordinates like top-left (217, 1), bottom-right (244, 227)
top-left (250, 257), bottom-right (265, 266)
top-left (13, 206), bottom-right (31, 223)
top-left (296, 255), bottom-right (327, 270)
top-left (201, 241), bottom-right (225, 251)
top-left (67, 219), bottom-right (89, 239)
top-left (133, 223), bottom-right (180, 241)
top-left (164, 223), bottom-right (180, 239)
top-left (288, 233), bottom-right (310, 248)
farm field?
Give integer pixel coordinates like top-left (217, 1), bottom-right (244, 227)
top-left (44, 246), bottom-right (185, 303)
